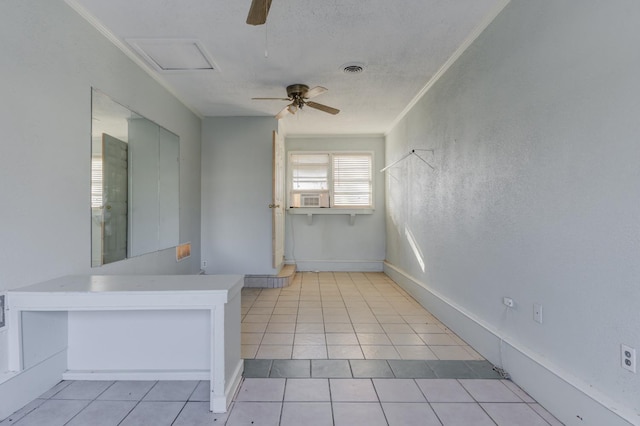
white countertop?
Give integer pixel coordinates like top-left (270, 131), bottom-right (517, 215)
top-left (7, 274), bottom-right (245, 310)
top-left (10, 275), bottom-right (244, 294)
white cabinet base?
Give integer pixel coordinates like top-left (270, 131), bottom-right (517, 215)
top-left (6, 275), bottom-right (243, 414)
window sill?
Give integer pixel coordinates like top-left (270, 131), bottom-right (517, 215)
top-left (286, 208), bottom-right (374, 225)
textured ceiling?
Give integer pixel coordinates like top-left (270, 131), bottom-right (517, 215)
top-left (68, 0), bottom-right (506, 135)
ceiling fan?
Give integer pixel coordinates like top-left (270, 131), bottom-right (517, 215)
top-left (252, 84), bottom-right (340, 120)
top-left (246, 0), bottom-right (272, 25)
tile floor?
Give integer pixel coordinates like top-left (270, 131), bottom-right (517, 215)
top-left (241, 272), bottom-right (482, 361)
top-left (1, 272), bottom-right (563, 425)
top-left (0, 377), bottom-right (562, 425)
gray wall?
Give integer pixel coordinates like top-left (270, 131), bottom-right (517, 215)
top-left (385, 1), bottom-right (640, 424)
top-left (0, 0), bottom-right (202, 374)
top-left (201, 117), bottom-right (278, 275)
top-left (285, 136), bottom-right (386, 271)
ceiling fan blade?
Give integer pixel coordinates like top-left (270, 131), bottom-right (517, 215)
top-left (305, 86), bottom-right (328, 99)
top-left (246, 0), bottom-right (272, 25)
top-left (275, 105), bottom-right (291, 120)
top-left (305, 101), bottom-right (340, 115)
top-left (252, 97), bottom-right (291, 101)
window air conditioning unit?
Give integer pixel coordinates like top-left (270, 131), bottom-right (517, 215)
top-left (290, 192), bottom-right (329, 208)
top-left (301, 194), bottom-right (321, 207)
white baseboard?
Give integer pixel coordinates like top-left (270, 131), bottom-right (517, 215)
top-left (0, 350), bottom-right (66, 420)
top-left (64, 360), bottom-right (243, 414)
top-left (293, 260), bottom-right (383, 272)
top-left (384, 261), bottom-right (636, 426)
top-left (216, 359), bottom-right (243, 413)
top-left (63, 369), bottom-right (209, 381)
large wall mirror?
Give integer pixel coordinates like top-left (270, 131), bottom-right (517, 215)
top-left (91, 89), bottom-right (180, 267)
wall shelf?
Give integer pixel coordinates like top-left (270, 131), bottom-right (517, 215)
top-left (287, 208), bottom-right (374, 225)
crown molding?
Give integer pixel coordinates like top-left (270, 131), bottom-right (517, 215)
top-left (386, 0), bottom-right (511, 136)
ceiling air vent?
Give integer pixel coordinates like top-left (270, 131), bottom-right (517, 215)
top-left (342, 63), bottom-right (365, 74)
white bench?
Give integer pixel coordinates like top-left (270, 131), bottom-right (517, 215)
top-left (7, 274), bottom-right (243, 413)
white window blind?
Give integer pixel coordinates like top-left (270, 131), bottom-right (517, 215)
top-left (332, 154), bottom-right (372, 207)
top-left (289, 152), bottom-right (373, 208)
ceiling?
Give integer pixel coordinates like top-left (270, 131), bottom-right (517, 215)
top-left (68, 0), bottom-right (506, 135)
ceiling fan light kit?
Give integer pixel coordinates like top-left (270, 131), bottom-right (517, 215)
top-left (253, 84), bottom-right (340, 120)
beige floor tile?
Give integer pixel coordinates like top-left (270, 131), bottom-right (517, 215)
top-left (272, 307), bottom-right (298, 315)
top-left (295, 334), bottom-right (326, 345)
top-left (241, 333), bottom-right (264, 345)
top-left (450, 334), bottom-right (468, 345)
top-left (275, 301), bottom-right (299, 308)
top-left (321, 301), bottom-right (345, 308)
top-left (344, 302), bottom-right (368, 309)
top-left (367, 301), bottom-right (392, 308)
top-left (242, 323), bottom-right (268, 333)
top-left (261, 333), bottom-right (295, 345)
top-left (410, 324), bottom-right (447, 333)
top-left (349, 315), bottom-right (379, 324)
top-left (347, 306), bottom-right (374, 314)
top-left (396, 345), bottom-right (438, 360)
top-left (402, 315), bottom-right (433, 323)
top-left (243, 314), bottom-right (271, 323)
top-left (381, 324), bottom-right (414, 334)
top-left (296, 323), bottom-right (325, 333)
top-left (418, 333), bottom-right (458, 345)
top-left (269, 314), bottom-right (297, 323)
top-left (241, 345), bottom-right (258, 359)
top-left (356, 333), bottom-right (392, 345)
top-left (247, 307), bottom-right (274, 316)
top-left (361, 346), bottom-right (402, 360)
top-left (297, 314), bottom-right (324, 322)
top-left (299, 301), bottom-right (322, 308)
top-left (371, 308), bottom-right (398, 315)
top-left (324, 315), bottom-right (351, 323)
top-left (388, 333), bottom-right (424, 346)
top-left (255, 345), bottom-right (292, 359)
top-left (463, 346), bottom-right (485, 360)
top-left (353, 323), bottom-right (385, 333)
top-left (252, 301), bottom-right (277, 308)
top-left (278, 296), bottom-right (300, 302)
top-left (266, 323), bottom-right (296, 333)
top-left (324, 323), bottom-right (354, 333)
top-left (375, 315), bottom-right (406, 324)
top-left (326, 333), bottom-right (359, 345)
top-left (293, 345), bottom-right (328, 359)
top-left (430, 346), bottom-right (476, 360)
top-left (328, 346), bottom-right (364, 359)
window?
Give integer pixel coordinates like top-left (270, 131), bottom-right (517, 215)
top-left (289, 152), bottom-right (373, 209)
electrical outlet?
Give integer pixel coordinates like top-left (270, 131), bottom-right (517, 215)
top-left (533, 303), bottom-right (543, 324)
top-left (621, 344), bottom-right (636, 373)
top-left (503, 297), bottom-right (514, 308)
top-left (201, 260), bottom-right (207, 268)
top-left (0, 295), bottom-right (5, 329)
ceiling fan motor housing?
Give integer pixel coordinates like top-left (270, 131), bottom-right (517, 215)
top-left (286, 84), bottom-right (309, 98)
